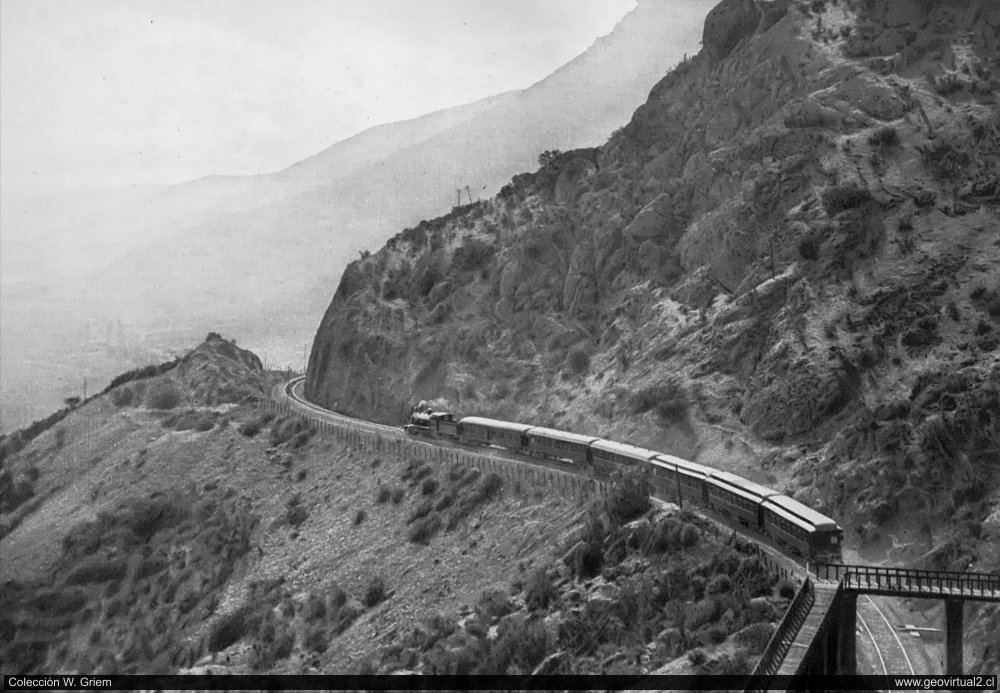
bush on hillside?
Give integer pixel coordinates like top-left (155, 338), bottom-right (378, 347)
top-left (821, 183), bottom-right (871, 216)
top-left (270, 416), bottom-right (315, 447)
top-left (110, 386), bottom-right (136, 407)
top-left (606, 468), bottom-right (652, 526)
top-left (524, 567), bottom-right (559, 611)
top-left (145, 382), bottom-right (182, 410)
top-left (363, 576), bottom-right (387, 607)
top-left (868, 126), bottom-right (899, 148)
top-left (408, 514), bottom-right (442, 544)
top-left (566, 349), bottom-right (590, 375)
top-left (239, 412), bottom-right (275, 438)
top-left (797, 235), bottom-right (821, 261)
top-left (628, 380), bottom-right (689, 422)
top-left (284, 494), bottom-right (308, 527)
top-left (452, 237), bottom-right (495, 273)
top-left (919, 139), bottom-right (972, 180)
top-left (208, 607), bottom-right (254, 652)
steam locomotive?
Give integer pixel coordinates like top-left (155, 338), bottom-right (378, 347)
top-left (405, 410), bottom-right (842, 561)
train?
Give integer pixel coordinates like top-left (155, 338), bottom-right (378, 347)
top-left (405, 409), bottom-right (843, 561)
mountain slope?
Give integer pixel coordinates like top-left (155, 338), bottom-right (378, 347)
top-left (308, 0), bottom-right (1000, 672)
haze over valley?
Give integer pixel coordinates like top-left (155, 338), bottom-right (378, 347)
top-left (0, 0), bottom-right (714, 431)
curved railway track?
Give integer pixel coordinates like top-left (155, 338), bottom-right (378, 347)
top-left (276, 376), bottom-right (913, 678)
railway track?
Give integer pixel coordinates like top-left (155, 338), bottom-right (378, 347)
top-left (858, 595), bottom-right (917, 677)
top-left (275, 376), bottom-right (909, 678)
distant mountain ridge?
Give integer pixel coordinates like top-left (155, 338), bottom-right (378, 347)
top-left (0, 0), bottom-right (714, 432)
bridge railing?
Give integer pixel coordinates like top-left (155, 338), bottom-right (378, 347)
top-left (812, 563), bottom-right (1000, 597)
top-left (743, 576), bottom-right (815, 693)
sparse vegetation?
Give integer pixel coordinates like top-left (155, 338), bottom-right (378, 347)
top-left (821, 183), bottom-right (872, 216)
top-left (284, 494), bottom-right (308, 527)
top-left (362, 576), bottom-right (387, 607)
top-left (868, 126), bottom-right (899, 149)
top-left (628, 379), bottom-right (689, 422)
top-left (605, 468), bottom-right (652, 526)
top-left (144, 381), bottom-right (183, 410)
top-left (239, 412), bottom-right (275, 437)
top-left (566, 349), bottom-right (590, 375)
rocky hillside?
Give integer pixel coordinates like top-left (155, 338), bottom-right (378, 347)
top-left (308, 0), bottom-right (1000, 672)
top-left (1, 334), bottom-right (792, 675)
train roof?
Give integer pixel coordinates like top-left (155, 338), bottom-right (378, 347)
top-left (590, 439), bottom-right (660, 461)
top-left (525, 426), bottom-right (601, 446)
top-left (763, 494), bottom-right (841, 532)
top-left (652, 454), bottom-right (715, 477)
top-left (707, 470), bottom-right (779, 501)
top-left (458, 416), bottom-right (532, 434)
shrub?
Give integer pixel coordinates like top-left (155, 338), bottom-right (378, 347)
top-left (110, 386), bottom-right (136, 407)
top-left (327, 583), bottom-right (348, 611)
top-left (706, 574), bottom-right (733, 595)
top-left (375, 485), bottom-right (392, 504)
top-left (408, 514), bottom-right (442, 544)
top-left (573, 541), bottom-right (604, 579)
top-left (66, 559), bottom-right (128, 585)
top-left (524, 567), bottom-right (559, 611)
top-left (628, 380), bottom-right (688, 421)
top-left (488, 616), bottom-right (549, 673)
top-left (734, 621), bottom-right (776, 654)
top-left (452, 237), bottom-right (495, 273)
top-left (919, 139), bottom-right (971, 180)
top-left (606, 468), bottom-right (652, 525)
top-left (208, 608), bottom-right (253, 652)
top-left (687, 648), bottom-right (707, 666)
top-left (685, 598), bottom-right (721, 631)
top-left (566, 349), bottom-right (590, 375)
top-left (821, 184), bottom-right (872, 216)
top-left (934, 72), bottom-right (964, 96)
top-left (797, 235), bottom-right (821, 261)
top-left (475, 472), bottom-right (503, 501)
top-left (778, 578), bottom-right (797, 599)
top-left (409, 499), bottom-right (434, 523)
top-left (434, 490), bottom-right (456, 511)
top-left (363, 576), bottom-right (387, 607)
top-left (239, 413), bottom-right (274, 438)
top-left (290, 430), bottom-right (313, 449)
top-left (270, 416), bottom-right (313, 447)
top-left (868, 126), bottom-right (899, 148)
top-left (285, 494), bottom-right (308, 527)
top-left (421, 477), bottom-right (440, 495)
top-left (145, 382), bottom-right (182, 410)
top-left (390, 487), bottom-right (405, 504)
top-left (680, 523), bottom-right (700, 548)
top-left (353, 509), bottom-right (366, 526)
top-left (477, 590), bottom-right (515, 620)
top-left (305, 625), bottom-right (329, 654)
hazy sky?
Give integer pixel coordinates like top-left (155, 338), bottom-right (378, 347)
top-left (1, 0), bottom-right (638, 196)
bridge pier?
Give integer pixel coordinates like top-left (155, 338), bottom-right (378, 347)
top-left (837, 591), bottom-right (857, 674)
top-left (945, 599), bottom-right (963, 675)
